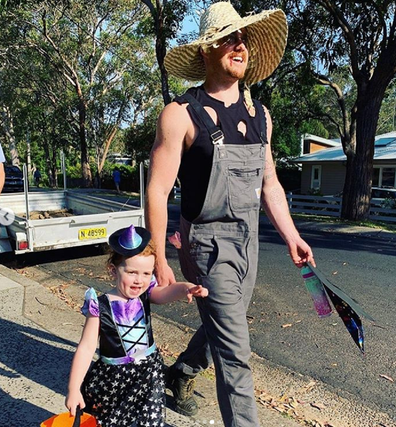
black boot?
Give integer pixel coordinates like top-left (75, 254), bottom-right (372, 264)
top-left (165, 364), bottom-right (199, 416)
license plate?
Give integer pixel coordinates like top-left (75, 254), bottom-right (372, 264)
top-left (78, 227), bottom-right (107, 240)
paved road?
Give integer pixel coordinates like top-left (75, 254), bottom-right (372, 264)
top-left (164, 204), bottom-right (396, 420)
top-left (5, 199), bottom-right (396, 423)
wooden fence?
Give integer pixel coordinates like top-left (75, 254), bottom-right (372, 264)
top-left (286, 193), bottom-right (396, 223)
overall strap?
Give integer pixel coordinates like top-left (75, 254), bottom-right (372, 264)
top-left (252, 99), bottom-right (268, 145)
top-left (178, 92), bottom-right (225, 145)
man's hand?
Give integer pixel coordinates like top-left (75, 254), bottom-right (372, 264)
top-left (287, 237), bottom-right (315, 268)
top-left (155, 259), bottom-right (176, 287)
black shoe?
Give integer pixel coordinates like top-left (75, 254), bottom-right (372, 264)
top-left (165, 364), bottom-right (199, 416)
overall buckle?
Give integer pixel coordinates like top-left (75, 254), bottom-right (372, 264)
top-left (211, 129), bottom-right (224, 145)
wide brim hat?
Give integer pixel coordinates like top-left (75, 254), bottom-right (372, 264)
top-left (109, 225), bottom-right (151, 257)
top-left (164, 1), bottom-right (288, 85)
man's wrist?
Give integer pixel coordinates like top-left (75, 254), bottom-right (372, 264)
top-left (155, 256), bottom-right (168, 268)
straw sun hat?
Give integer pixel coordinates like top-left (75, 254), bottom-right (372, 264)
top-left (164, 1), bottom-right (288, 86)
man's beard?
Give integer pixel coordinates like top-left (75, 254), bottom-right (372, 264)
top-left (227, 67), bottom-right (246, 80)
top-left (226, 53), bottom-right (248, 80)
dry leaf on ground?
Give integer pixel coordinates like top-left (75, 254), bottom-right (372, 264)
top-left (310, 402), bottom-right (326, 410)
top-left (379, 374), bottom-right (394, 382)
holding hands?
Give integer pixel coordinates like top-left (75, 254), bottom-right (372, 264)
top-left (149, 279), bottom-right (208, 305)
top-left (186, 284), bottom-right (209, 303)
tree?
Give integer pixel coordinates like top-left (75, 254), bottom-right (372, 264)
top-left (284, 0), bottom-right (396, 220)
top-left (0, 0), bottom-right (160, 186)
top-left (139, 0), bottom-right (190, 105)
top-left (235, 1), bottom-right (396, 220)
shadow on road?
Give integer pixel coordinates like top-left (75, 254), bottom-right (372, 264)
top-left (259, 222), bottom-right (396, 257)
top-left (0, 317), bottom-right (75, 426)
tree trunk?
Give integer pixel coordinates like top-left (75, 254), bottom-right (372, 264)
top-left (50, 146), bottom-right (58, 188)
top-left (2, 106), bottom-right (19, 166)
top-left (140, 0), bottom-right (171, 105)
top-left (78, 98), bottom-right (92, 187)
top-left (98, 126), bottom-right (119, 174)
top-left (156, 35), bottom-right (171, 105)
top-left (341, 96), bottom-right (381, 220)
top-left (43, 137), bottom-right (53, 187)
top-left (155, 0), bottom-right (171, 105)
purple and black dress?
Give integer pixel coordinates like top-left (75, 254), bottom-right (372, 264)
top-left (80, 282), bottom-right (165, 427)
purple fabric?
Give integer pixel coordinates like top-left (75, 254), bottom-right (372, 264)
top-left (81, 278), bottom-right (157, 319)
top-left (81, 287), bottom-right (100, 317)
top-left (112, 298), bottom-right (143, 323)
top-left (147, 277), bottom-right (157, 295)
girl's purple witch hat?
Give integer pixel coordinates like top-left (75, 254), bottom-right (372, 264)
top-left (109, 224), bottom-right (151, 256)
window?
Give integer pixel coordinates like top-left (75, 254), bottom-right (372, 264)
top-left (382, 167), bottom-right (396, 187)
top-left (311, 165), bottom-right (322, 190)
top-left (373, 166), bottom-right (396, 188)
top-left (372, 168), bottom-right (380, 186)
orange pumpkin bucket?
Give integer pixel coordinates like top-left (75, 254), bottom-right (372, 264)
top-left (41, 407), bottom-right (97, 427)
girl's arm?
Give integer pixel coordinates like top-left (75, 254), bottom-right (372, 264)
top-left (65, 315), bottom-right (99, 416)
top-left (149, 282), bottom-right (208, 305)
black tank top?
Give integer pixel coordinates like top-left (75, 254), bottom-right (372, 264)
top-left (176, 86), bottom-right (266, 222)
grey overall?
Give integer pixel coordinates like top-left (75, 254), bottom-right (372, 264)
top-left (176, 97), bottom-right (266, 427)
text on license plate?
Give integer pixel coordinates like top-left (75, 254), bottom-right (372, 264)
top-left (78, 227), bottom-right (107, 240)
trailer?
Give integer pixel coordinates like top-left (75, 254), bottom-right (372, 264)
top-left (0, 163), bottom-right (145, 255)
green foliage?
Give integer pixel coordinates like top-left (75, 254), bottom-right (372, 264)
top-left (66, 164), bottom-right (85, 179)
top-left (124, 104), bottom-right (162, 162)
top-left (59, 161), bottom-right (142, 192)
top-left (0, 0), bottom-right (164, 182)
top-left (377, 81), bottom-right (396, 134)
top-left (252, 63), bottom-right (339, 160)
top-left (308, 188), bottom-right (323, 196)
top-left (100, 162), bottom-right (143, 192)
top-left (380, 198), bottom-right (396, 210)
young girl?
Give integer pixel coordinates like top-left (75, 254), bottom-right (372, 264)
top-left (65, 224), bottom-right (208, 426)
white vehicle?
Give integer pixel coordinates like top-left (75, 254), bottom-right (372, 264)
top-left (0, 162), bottom-right (145, 255)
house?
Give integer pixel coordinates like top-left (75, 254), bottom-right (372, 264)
top-left (293, 131), bottom-right (396, 195)
top-left (302, 133), bottom-right (341, 154)
top-left (106, 153), bottom-right (132, 165)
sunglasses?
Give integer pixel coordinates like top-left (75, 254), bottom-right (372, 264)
top-left (216, 31), bottom-right (248, 48)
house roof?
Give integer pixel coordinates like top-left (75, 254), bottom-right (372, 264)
top-left (293, 131), bottom-right (396, 163)
top-left (304, 133), bottom-right (341, 147)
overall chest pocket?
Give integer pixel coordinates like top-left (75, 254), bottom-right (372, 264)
top-left (227, 165), bottom-right (263, 212)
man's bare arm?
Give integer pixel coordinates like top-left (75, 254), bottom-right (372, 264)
top-left (145, 102), bottom-right (190, 286)
top-left (260, 107), bottom-right (315, 267)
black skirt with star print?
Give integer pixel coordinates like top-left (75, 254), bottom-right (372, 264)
top-left (81, 350), bottom-right (165, 427)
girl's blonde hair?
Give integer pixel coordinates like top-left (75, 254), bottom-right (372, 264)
top-left (107, 239), bottom-right (157, 268)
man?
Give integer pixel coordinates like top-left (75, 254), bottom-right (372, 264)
top-left (112, 167), bottom-right (121, 193)
top-left (145, 3), bottom-right (315, 426)
top-left (0, 143), bottom-right (5, 193)
top-left (34, 168), bottom-right (42, 187)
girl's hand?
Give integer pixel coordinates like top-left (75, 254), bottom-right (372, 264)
top-left (186, 284), bottom-right (209, 303)
top-left (65, 391), bottom-right (86, 416)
